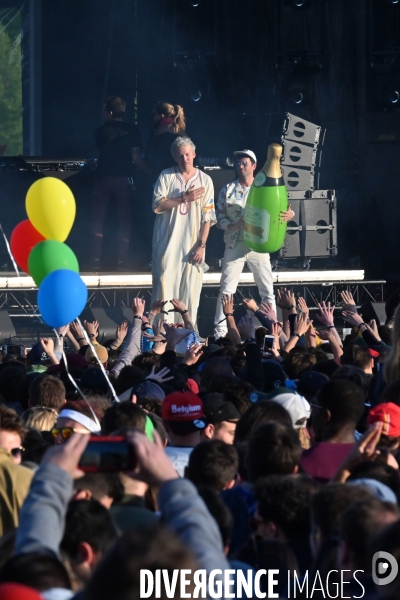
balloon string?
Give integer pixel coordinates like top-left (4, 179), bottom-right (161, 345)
top-left (76, 317), bottom-right (119, 403)
top-left (53, 329), bottom-right (102, 431)
top-left (0, 222), bottom-right (19, 276)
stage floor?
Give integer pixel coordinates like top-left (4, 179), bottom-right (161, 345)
top-left (0, 269), bottom-right (366, 289)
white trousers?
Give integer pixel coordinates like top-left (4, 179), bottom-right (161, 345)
top-left (214, 240), bottom-right (276, 338)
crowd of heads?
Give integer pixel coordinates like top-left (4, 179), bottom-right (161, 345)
top-left (1, 288), bottom-right (400, 598)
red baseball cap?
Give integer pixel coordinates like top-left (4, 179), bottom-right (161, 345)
top-left (0, 583), bottom-right (43, 600)
top-left (162, 391), bottom-right (205, 428)
top-left (367, 402), bottom-right (400, 437)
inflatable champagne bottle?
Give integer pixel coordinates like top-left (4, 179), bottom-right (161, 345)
top-left (244, 143), bottom-right (288, 253)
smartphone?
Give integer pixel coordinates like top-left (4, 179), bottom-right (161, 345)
top-left (263, 335), bottom-right (275, 352)
top-left (206, 335), bottom-right (216, 346)
top-left (79, 436), bottom-right (136, 473)
top-left (2, 344), bottom-right (25, 356)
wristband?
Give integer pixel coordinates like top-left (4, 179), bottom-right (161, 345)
top-left (77, 337), bottom-right (85, 342)
top-left (180, 309), bottom-right (188, 315)
top-left (327, 325), bottom-right (335, 329)
top-left (357, 322), bottom-right (366, 330)
top-left (245, 337), bottom-right (256, 344)
top-left (292, 333), bottom-right (301, 338)
top-left (133, 315), bottom-right (143, 321)
top-left (88, 333), bottom-right (95, 338)
top-left (225, 313), bottom-right (234, 317)
top-left (289, 305), bottom-right (297, 310)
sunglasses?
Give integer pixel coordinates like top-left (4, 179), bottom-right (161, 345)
top-left (51, 427), bottom-right (76, 441)
top-left (11, 446), bottom-right (25, 458)
top-left (236, 160), bottom-right (249, 166)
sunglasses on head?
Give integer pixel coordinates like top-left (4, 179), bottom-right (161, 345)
top-left (11, 446), bottom-right (24, 458)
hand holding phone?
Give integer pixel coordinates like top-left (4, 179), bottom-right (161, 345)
top-left (79, 436), bottom-right (137, 473)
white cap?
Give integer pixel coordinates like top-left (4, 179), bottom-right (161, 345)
top-left (271, 392), bottom-right (311, 429)
top-left (233, 149), bottom-right (257, 163)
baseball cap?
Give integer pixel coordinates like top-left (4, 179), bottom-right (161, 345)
top-left (29, 342), bottom-right (49, 365)
top-left (349, 478), bottom-right (397, 504)
top-left (203, 397), bottom-right (240, 424)
top-left (234, 149), bottom-right (257, 163)
top-left (80, 367), bottom-right (110, 393)
top-left (249, 390), bottom-right (271, 403)
top-left (367, 402), bottom-right (400, 437)
top-left (85, 342), bottom-right (109, 365)
top-left (0, 583), bottom-right (43, 600)
top-left (270, 392), bottom-right (311, 429)
top-left (261, 360), bottom-right (286, 392)
top-left (132, 380), bottom-right (165, 401)
top-left (162, 391), bottom-right (206, 428)
top-left (297, 371), bottom-right (329, 401)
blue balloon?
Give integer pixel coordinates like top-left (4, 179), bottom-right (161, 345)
top-left (38, 269), bottom-right (87, 328)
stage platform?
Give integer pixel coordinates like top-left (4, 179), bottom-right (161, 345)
top-left (0, 268), bottom-right (386, 341)
top-left (0, 268), bottom-right (368, 290)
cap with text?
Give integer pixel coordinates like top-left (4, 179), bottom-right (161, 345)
top-left (162, 391), bottom-right (206, 428)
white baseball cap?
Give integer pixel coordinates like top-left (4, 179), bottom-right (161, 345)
top-left (270, 392), bottom-right (311, 429)
top-left (233, 149), bottom-right (257, 163)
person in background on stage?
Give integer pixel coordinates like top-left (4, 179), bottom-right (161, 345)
top-left (145, 102), bottom-right (187, 179)
top-left (151, 136), bottom-right (216, 329)
top-left (213, 149), bottom-right (294, 339)
top-left (90, 96), bottom-right (147, 271)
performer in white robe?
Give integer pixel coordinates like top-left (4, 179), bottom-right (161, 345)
top-left (151, 136), bottom-right (216, 328)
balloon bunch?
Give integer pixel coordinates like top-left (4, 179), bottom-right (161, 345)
top-left (10, 177), bottom-right (88, 328)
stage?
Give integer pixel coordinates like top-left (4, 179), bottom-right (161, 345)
top-left (0, 268), bottom-right (385, 342)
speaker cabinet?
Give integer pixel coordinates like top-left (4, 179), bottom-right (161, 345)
top-left (359, 302), bottom-right (387, 326)
top-left (278, 190), bottom-right (337, 259)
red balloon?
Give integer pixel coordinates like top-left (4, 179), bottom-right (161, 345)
top-left (10, 220), bottom-right (46, 273)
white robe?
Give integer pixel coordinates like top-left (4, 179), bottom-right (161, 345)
top-left (151, 167), bottom-right (216, 327)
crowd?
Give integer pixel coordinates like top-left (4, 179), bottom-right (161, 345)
top-left (1, 287), bottom-right (400, 599)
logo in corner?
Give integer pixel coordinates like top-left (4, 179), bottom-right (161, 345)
top-left (372, 551), bottom-right (398, 586)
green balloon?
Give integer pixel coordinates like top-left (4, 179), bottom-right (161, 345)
top-left (28, 240), bottom-right (79, 286)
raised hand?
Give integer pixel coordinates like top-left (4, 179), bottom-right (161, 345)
top-left (41, 432), bottom-right (90, 479)
top-left (133, 297), bottom-right (146, 316)
top-left (315, 301), bottom-right (335, 328)
top-left (342, 310), bottom-right (364, 328)
top-left (149, 299), bottom-right (169, 315)
top-left (222, 294), bottom-right (235, 316)
top-left (169, 298), bottom-right (188, 314)
top-left (70, 320), bottom-right (85, 340)
top-left (293, 313), bottom-right (310, 337)
top-left (184, 343), bottom-right (204, 366)
top-left (340, 290), bottom-right (357, 313)
top-left (237, 314), bottom-right (256, 340)
top-left (297, 297), bottom-right (309, 316)
top-left (259, 302), bottom-right (277, 322)
top-left (163, 322), bottom-right (192, 350)
top-left (276, 287), bottom-right (296, 310)
top-left (83, 320), bottom-right (99, 339)
top-left (40, 337), bottom-right (55, 354)
top-left (146, 365), bottom-right (174, 384)
top-left (115, 321), bottom-right (128, 343)
top-left (56, 325), bottom-right (70, 337)
top-left (242, 297), bottom-right (258, 313)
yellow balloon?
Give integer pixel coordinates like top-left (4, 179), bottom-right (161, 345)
top-left (26, 177), bottom-right (76, 242)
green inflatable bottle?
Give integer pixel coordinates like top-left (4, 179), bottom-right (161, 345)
top-left (244, 143), bottom-right (288, 253)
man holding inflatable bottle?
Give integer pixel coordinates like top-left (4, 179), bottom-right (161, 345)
top-left (213, 149), bottom-right (294, 339)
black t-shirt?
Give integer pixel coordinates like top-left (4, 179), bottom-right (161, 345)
top-left (95, 120), bottom-right (142, 178)
top-left (145, 130), bottom-right (186, 181)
